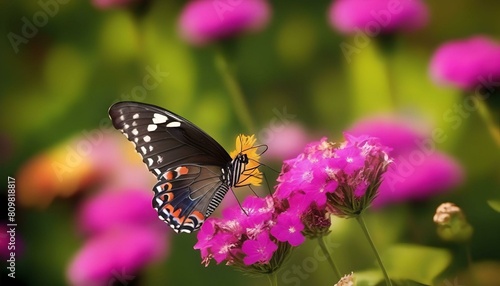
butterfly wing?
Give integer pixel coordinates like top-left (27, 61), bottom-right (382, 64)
top-left (153, 164), bottom-right (230, 233)
top-left (108, 101), bottom-right (233, 233)
top-left (108, 101), bottom-right (232, 176)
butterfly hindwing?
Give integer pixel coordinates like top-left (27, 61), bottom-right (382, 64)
top-left (108, 101), bottom-right (232, 176)
top-left (153, 165), bottom-right (230, 233)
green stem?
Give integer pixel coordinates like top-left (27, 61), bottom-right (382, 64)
top-left (317, 235), bottom-right (342, 281)
top-left (465, 243), bottom-right (478, 285)
top-left (266, 271), bottom-right (278, 286)
top-left (377, 36), bottom-right (399, 109)
top-left (465, 243), bottom-right (473, 269)
top-left (472, 95), bottom-right (500, 147)
top-left (214, 48), bottom-right (256, 133)
top-left (382, 56), bottom-right (398, 108)
top-left (356, 213), bottom-right (393, 286)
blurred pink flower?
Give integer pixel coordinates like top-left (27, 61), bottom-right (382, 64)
top-left (0, 229), bottom-right (7, 260)
top-left (67, 225), bottom-right (166, 286)
top-left (349, 117), bottom-right (464, 207)
top-left (92, 0), bottom-right (140, 9)
top-left (429, 36), bottom-right (500, 91)
top-left (68, 189), bottom-right (169, 286)
top-left (178, 0), bottom-right (271, 46)
top-left (77, 189), bottom-right (161, 235)
top-left (263, 123), bottom-right (309, 160)
top-left (329, 0), bottom-right (428, 34)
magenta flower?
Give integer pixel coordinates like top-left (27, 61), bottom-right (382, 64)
top-left (242, 232), bottom-right (278, 265)
top-left (271, 212), bottom-right (305, 246)
top-left (349, 117), bottom-right (464, 207)
top-left (194, 195), bottom-right (291, 273)
top-left (67, 189), bottom-right (169, 286)
top-left (429, 36), bottom-right (500, 91)
top-left (329, 0), bottom-right (428, 34)
top-left (210, 233), bottom-right (239, 264)
top-left (327, 134), bottom-right (392, 217)
top-left (178, 0), bottom-right (271, 46)
top-left (193, 219), bottom-right (216, 259)
top-left (275, 140), bottom-right (337, 208)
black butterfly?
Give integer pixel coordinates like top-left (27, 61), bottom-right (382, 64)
top-left (108, 101), bottom-right (263, 233)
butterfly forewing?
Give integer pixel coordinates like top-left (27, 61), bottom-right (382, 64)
top-left (109, 102), bottom-right (231, 176)
top-left (108, 101), bottom-right (235, 233)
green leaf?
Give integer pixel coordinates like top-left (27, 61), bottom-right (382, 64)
top-left (487, 200), bottom-right (500, 212)
top-left (382, 244), bottom-right (452, 284)
top-left (375, 279), bottom-right (429, 286)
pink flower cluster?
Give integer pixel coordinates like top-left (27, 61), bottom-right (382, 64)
top-left (275, 134), bottom-right (392, 219)
top-left (194, 134), bottom-right (392, 270)
top-left (194, 196), bottom-right (292, 271)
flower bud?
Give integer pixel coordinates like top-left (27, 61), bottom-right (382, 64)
top-left (433, 202), bottom-right (473, 243)
top-left (334, 272), bottom-right (355, 286)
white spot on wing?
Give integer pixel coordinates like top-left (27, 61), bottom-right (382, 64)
top-left (132, 121), bottom-right (137, 126)
top-left (132, 129), bottom-right (139, 136)
top-left (133, 113), bottom-right (139, 119)
top-left (141, 146), bottom-right (147, 154)
top-left (167, 122), bottom-right (181, 128)
top-left (147, 124), bottom-right (158, 132)
top-left (119, 115), bottom-right (125, 121)
top-left (124, 124), bottom-right (130, 129)
top-left (152, 113), bottom-right (168, 124)
top-left (134, 137), bottom-right (139, 143)
top-left (153, 168), bottom-right (161, 175)
top-left (156, 197), bottom-right (163, 206)
top-left (149, 145), bottom-right (154, 152)
top-left (157, 155), bottom-right (163, 164)
top-left (147, 158), bottom-right (154, 166)
top-left (144, 135), bottom-right (151, 142)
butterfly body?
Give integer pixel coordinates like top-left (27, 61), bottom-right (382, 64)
top-left (108, 101), bottom-right (256, 233)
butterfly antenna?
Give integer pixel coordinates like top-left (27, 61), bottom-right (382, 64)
top-left (247, 158), bottom-right (280, 174)
top-left (229, 188), bottom-right (248, 216)
top-left (262, 172), bottom-right (274, 195)
top-left (248, 185), bottom-right (261, 198)
top-left (241, 143), bottom-right (268, 155)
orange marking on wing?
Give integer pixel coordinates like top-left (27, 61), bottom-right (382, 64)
top-left (160, 192), bottom-right (174, 202)
top-left (171, 208), bottom-right (185, 222)
top-left (165, 204), bottom-right (175, 214)
top-left (177, 166), bottom-right (189, 175)
top-left (191, 211), bottom-right (205, 222)
top-left (159, 182), bottom-right (173, 192)
top-left (164, 171), bottom-right (174, 180)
